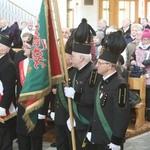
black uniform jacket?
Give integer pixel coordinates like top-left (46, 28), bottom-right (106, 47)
top-left (0, 53), bottom-right (16, 127)
top-left (0, 26), bottom-right (10, 35)
top-left (14, 50), bottom-right (49, 136)
top-left (72, 61), bottom-right (96, 130)
top-left (91, 72), bottom-right (130, 145)
top-left (55, 67), bottom-right (76, 126)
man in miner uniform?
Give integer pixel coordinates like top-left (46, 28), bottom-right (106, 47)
top-left (14, 32), bottom-right (49, 150)
top-left (91, 30), bottom-right (131, 150)
top-left (0, 34), bottom-right (16, 150)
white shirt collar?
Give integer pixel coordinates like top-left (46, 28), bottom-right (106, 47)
top-left (0, 55), bottom-right (5, 59)
top-left (103, 71), bottom-right (116, 81)
top-left (1, 26), bottom-right (7, 31)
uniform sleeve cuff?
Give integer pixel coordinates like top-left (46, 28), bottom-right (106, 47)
top-left (111, 135), bottom-right (125, 145)
top-left (38, 114), bottom-right (46, 119)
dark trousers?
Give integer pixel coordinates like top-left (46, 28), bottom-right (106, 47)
top-left (75, 129), bottom-right (96, 150)
top-left (94, 144), bottom-right (109, 150)
top-left (17, 134), bottom-right (42, 150)
top-left (55, 124), bottom-right (72, 150)
top-left (0, 127), bottom-right (14, 150)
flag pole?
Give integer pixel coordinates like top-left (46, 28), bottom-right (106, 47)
top-left (52, 0), bottom-right (76, 150)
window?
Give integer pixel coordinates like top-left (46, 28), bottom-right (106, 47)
top-left (84, 0), bottom-right (93, 5)
top-left (118, 0), bottom-right (135, 27)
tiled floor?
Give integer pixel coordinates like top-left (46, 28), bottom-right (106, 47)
top-left (13, 131), bottom-right (150, 150)
top-left (124, 131), bottom-right (150, 150)
top-left (13, 140), bottom-right (56, 150)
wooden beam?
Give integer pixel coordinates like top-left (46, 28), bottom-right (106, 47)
top-left (109, 0), bottom-right (118, 27)
top-left (145, 0), bottom-right (150, 18)
top-left (98, 0), bottom-right (103, 19)
top-left (135, 0), bottom-right (139, 23)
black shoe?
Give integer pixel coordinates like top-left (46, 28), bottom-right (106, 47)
top-left (50, 142), bottom-right (56, 147)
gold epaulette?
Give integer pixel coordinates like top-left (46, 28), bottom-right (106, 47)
top-left (118, 83), bottom-right (127, 108)
top-left (89, 69), bottom-right (98, 86)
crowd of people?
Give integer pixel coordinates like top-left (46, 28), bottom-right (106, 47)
top-left (0, 16), bottom-right (150, 150)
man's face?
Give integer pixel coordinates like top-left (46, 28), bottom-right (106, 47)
top-left (122, 19), bottom-right (130, 28)
top-left (131, 26), bottom-right (139, 38)
top-left (62, 28), bottom-right (70, 39)
top-left (21, 22), bottom-right (27, 30)
top-left (22, 36), bottom-right (32, 57)
top-left (135, 30), bottom-right (142, 41)
top-left (95, 59), bottom-right (110, 75)
top-left (27, 20), bottom-right (34, 30)
top-left (71, 52), bottom-right (81, 69)
top-left (98, 20), bottom-right (106, 29)
top-left (0, 19), bottom-right (7, 28)
top-left (141, 19), bottom-right (148, 27)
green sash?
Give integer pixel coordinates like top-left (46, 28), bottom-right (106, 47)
top-left (72, 74), bottom-right (90, 125)
top-left (96, 83), bottom-right (112, 140)
top-left (57, 83), bottom-right (68, 111)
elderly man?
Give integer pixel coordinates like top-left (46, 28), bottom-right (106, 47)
top-left (14, 32), bottom-right (49, 150)
top-left (91, 31), bottom-right (131, 150)
top-left (0, 34), bottom-right (16, 150)
top-left (97, 19), bottom-right (109, 36)
top-left (120, 18), bottom-right (132, 44)
top-left (0, 18), bottom-right (10, 35)
top-left (140, 18), bottom-right (150, 30)
top-left (64, 41), bottom-right (97, 150)
top-left (62, 27), bottom-right (71, 45)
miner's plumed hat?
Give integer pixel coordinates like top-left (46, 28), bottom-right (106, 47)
top-left (0, 34), bottom-right (12, 47)
top-left (99, 30), bottom-right (126, 64)
top-left (72, 18), bottom-right (91, 54)
top-left (65, 43), bottom-right (72, 54)
top-left (74, 18), bottom-right (89, 44)
top-left (72, 42), bottom-right (91, 54)
top-left (65, 29), bottom-right (76, 54)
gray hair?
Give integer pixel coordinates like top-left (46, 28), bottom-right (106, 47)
top-left (80, 53), bottom-right (92, 62)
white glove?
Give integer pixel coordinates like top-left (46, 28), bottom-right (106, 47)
top-left (0, 107), bottom-right (6, 116)
top-left (67, 117), bottom-right (76, 131)
top-left (109, 143), bottom-right (121, 150)
top-left (86, 132), bottom-right (92, 142)
top-left (16, 107), bottom-right (18, 112)
top-left (38, 114), bottom-right (46, 119)
top-left (64, 87), bottom-right (75, 99)
top-left (50, 112), bottom-right (55, 121)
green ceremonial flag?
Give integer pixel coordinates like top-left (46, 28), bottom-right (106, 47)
top-left (19, 0), bottom-right (64, 131)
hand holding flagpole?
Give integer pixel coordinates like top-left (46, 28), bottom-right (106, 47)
top-left (51, 0), bottom-right (76, 150)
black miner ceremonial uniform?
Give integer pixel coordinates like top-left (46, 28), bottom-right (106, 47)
top-left (55, 66), bottom-right (76, 150)
top-left (0, 54), bottom-right (16, 150)
top-left (91, 72), bottom-right (130, 150)
top-left (55, 67), bottom-right (76, 125)
top-left (72, 62), bottom-right (96, 150)
top-left (14, 50), bottom-right (49, 150)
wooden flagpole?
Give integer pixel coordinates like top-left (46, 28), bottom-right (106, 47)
top-left (50, 0), bottom-right (76, 150)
